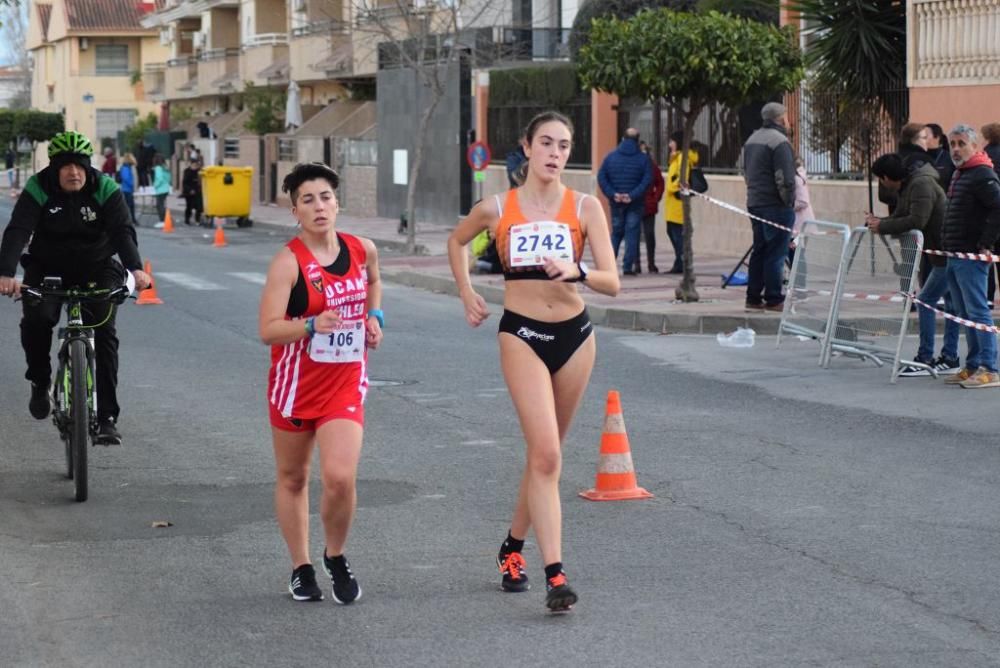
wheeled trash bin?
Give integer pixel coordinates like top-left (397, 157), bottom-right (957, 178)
top-left (201, 166), bottom-right (254, 227)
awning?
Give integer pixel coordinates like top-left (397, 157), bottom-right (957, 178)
top-left (257, 58), bottom-right (289, 82)
top-left (312, 43), bottom-right (352, 75)
top-left (211, 71), bottom-right (240, 89)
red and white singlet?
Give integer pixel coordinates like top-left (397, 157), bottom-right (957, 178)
top-left (268, 235), bottom-right (369, 420)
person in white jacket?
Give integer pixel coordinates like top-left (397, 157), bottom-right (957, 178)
top-left (789, 158), bottom-right (814, 290)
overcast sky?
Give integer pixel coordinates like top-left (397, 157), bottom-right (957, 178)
top-left (1, 3), bottom-right (30, 68)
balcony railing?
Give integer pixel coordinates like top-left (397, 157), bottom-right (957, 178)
top-left (242, 32), bottom-right (288, 49)
top-left (291, 18), bottom-right (346, 38)
top-left (199, 47), bottom-right (240, 61)
top-left (909, 0), bottom-right (1000, 86)
top-left (377, 26), bottom-right (571, 69)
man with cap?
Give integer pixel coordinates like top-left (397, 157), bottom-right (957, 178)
top-left (741, 102), bottom-right (797, 311)
top-left (0, 131), bottom-right (151, 444)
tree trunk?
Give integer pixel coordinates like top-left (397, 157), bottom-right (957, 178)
top-left (675, 109), bottom-right (701, 303)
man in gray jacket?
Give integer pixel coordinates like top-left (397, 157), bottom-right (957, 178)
top-left (742, 102), bottom-right (797, 311)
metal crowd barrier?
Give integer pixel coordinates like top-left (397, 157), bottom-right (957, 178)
top-left (777, 220), bottom-right (852, 358)
top-left (820, 227), bottom-right (923, 382)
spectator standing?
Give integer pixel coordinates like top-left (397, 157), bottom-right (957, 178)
top-left (100, 147), bottom-right (117, 177)
top-left (152, 154), bottom-right (171, 224)
top-left (789, 157), bottom-right (815, 290)
top-left (926, 123), bottom-right (955, 190)
top-left (118, 153), bottom-right (138, 226)
top-left (939, 124), bottom-right (1000, 388)
top-left (867, 153), bottom-right (959, 376)
top-left (982, 123), bottom-right (1000, 180)
top-left (637, 140), bottom-right (664, 274)
top-left (505, 139), bottom-right (527, 189)
top-left (182, 159), bottom-right (204, 226)
top-left (597, 128), bottom-right (653, 276)
top-left (664, 131), bottom-right (696, 275)
top-left (979, 123), bottom-right (1000, 306)
top-left (742, 102), bottom-right (796, 311)
top-left (880, 122), bottom-right (932, 214)
top-left (5, 146), bottom-right (15, 188)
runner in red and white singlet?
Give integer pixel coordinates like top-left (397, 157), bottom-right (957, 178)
top-left (259, 162), bottom-right (383, 605)
top-left (268, 233), bottom-right (370, 425)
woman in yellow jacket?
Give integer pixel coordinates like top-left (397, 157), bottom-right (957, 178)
top-left (664, 131), bottom-right (699, 274)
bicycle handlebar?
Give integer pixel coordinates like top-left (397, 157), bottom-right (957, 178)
top-left (19, 283), bottom-right (132, 306)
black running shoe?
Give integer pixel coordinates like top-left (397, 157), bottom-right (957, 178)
top-left (288, 564), bottom-right (324, 602)
top-left (932, 355), bottom-right (961, 375)
top-left (497, 550), bottom-right (530, 592)
top-left (95, 418), bottom-right (122, 446)
top-left (323, 552), bottom-right (361, 604)
top-left (545, 572), bottom-right (577, 612)
top-left (29, 382), bottom-right (51, 420)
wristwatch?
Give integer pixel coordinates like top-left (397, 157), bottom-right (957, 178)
top-left (576, 262), bottom-right (589, 283)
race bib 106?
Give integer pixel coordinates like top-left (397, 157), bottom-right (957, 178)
top-left (508, 221), bottom-right (573, 267)
top-left (308, 320), bottom-right (365, 364)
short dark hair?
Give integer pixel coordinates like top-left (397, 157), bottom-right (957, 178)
top-left (871, 153), bottom-right (906, 181)
top-left (899, 122), bottom-right (927, 147)
top-left (926, 123), bottom-right (945, 140)
top-left (282, 162), bottom-right (339, 203)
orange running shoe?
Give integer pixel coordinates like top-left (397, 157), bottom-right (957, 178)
top-left (497, 550), bottom-right (530, 592)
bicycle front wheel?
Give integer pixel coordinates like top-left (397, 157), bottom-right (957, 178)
top-left (68, 338), bottom-right (89, 502)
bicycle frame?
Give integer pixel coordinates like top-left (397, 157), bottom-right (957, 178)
top-left (52, 296), bottom-right (98, 441)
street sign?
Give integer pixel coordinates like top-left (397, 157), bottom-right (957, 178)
top-left (466, 141), bottom-right (491, 171)
top-left (473, 171), bottom-right (486, 183)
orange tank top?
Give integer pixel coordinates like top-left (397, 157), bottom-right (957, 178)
top-left (493, 188), bottom-right (586, 280)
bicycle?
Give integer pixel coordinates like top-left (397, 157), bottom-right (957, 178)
top-left (20, 277), bottom-right (132, 502)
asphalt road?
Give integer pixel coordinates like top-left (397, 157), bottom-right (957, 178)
top-left (2, 208), bottom-right (1000, 667)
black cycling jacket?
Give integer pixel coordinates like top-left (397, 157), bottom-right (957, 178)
top-left (0, 165), bottom-right (142, 277)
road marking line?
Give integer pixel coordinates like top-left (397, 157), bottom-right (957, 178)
top-left (155, 272), bottom-right (226, 291)
top-left (227, 272), bottom-right (267, 285)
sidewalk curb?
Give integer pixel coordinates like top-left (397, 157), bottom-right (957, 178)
top-left (168, 206), bottom-right (431, 255)
top-left (379, 268), bottom-right (787, 335)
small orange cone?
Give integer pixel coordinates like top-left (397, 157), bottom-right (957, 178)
top-left (579, 391), bottom-right (653, 501)
top-left (212, 217), bottom-right (227, 248)
top-left (135, 260), bottom-right (164, 305)
top-left (162, 209), bottom-right (174, 234)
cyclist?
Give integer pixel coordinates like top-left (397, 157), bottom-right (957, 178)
top-left (447, 111), bottom-right (619, 611)
top-left (0, 131), bottom-right (151, 445)
top-left (259, 162), bottom-right (383, 603)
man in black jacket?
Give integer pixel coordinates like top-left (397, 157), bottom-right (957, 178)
top-left (0, 131), bottom-right (151, 443)
top-left (868, 154), bottom-right (959, 376)
top-left (741, 102), bottom-right (796, 310)
top-left (182, 158), bottom-right (204, 226)
top-left (939, 124), bottom-right (1000, 388)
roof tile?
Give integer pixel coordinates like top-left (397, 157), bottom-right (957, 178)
top-left (64, 0), bottom-right (153, 31)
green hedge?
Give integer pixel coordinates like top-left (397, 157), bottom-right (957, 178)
top-left (489, 64), bottom-right (586, 107)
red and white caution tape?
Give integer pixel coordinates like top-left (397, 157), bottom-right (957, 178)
top-left (908, 293), bottom-right (1000, 333)
top-left (680, 187), bottom-right (795, 235)
top-left (921, 249), bottom-right (1000, 262)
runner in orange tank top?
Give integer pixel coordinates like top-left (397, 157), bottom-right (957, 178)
top-left (259, 163), bottom-right (383, 604)
top-left (447, 111), bottom-right (620, 612)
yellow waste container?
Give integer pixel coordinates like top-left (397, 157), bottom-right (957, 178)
top-left (201, 166), bottom-right (253, 225)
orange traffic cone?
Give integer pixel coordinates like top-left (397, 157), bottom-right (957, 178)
top-left (162, 209), bottom-right (174, 234)
top-left (579, 391), bottom-right (653, 501)
top-left (135, 260), bottom-right (164, 305)
top-left (212, 217), bottom-right (227, 248)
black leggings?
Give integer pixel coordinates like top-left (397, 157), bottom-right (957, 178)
top-left (21, 259), bottom-right (124, 421)
top-left (498, 308), bottom-right (593, 375)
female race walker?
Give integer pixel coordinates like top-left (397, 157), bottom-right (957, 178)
top-left (259, 162), bottom-right (384, 603)
top-left (447, 111), bottom-right (619, 611)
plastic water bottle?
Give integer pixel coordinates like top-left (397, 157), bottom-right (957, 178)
top-left (717, 327), bottom-right (756, 348)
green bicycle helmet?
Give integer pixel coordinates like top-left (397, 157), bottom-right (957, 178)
top-left (48, 131), bottom-right (95, 159)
